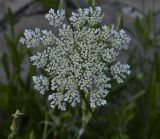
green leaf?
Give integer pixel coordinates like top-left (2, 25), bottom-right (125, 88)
top-left (1, 53), bottom-right (10, 81)
top-left (4, 34), bottom-right (18, 64)
top-left (148, 112), bottom-right (160, 138)
top-left (144, 13), bottom-right (153, 36)
top-left (7, 8), bottom-right (15, 38)
top-left (116, 16), bottom-right (123, 31)
top-left (154, 52), bottom-right (160, 82)
top-left (29, 131), bottom-right (35, 139)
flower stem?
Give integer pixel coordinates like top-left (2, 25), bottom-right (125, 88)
top-left (77, 92), bottom-right (98, 139)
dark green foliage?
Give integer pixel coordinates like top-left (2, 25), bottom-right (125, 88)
top-left (35, 0), bottom-right (98, 10)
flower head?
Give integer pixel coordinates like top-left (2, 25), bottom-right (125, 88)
top-left (20, 7), bottom-right (131, 110)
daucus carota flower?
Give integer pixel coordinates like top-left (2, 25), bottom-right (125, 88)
top-left (20, 7), bottom-right (131, 110)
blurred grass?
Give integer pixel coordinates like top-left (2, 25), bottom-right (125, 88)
top-left (0, 0), bottom-right (160, 139)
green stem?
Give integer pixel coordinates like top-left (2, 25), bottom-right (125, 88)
top-left (92, 0), bottom-right (96, 6)
top-left (81, 92), bottom-right (99, 123)
top-left (42, 113), bottom-right (49, 139)
top-left (58, 0), bottom-right (66, 9)
top-left (77, 99), bottom-right (86, 139)
top-left (77, 93), bottom-right (92, 139)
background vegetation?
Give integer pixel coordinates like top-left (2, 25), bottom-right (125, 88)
top-left (0, 0), bottom-right (160, 139)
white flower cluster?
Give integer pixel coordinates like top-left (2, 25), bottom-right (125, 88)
top-left (111, 62), bottom-right (131, 83)
top-left (32, 75), bottom-right (49, 95)
top-left (69, 7), bottom-right (104, 29)
top-left (20, 28), bottom-right (55, 48)
top-left (20, 7), bottom-right (131, 110)
top-left (45, 9), bottom-right (65, 27)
